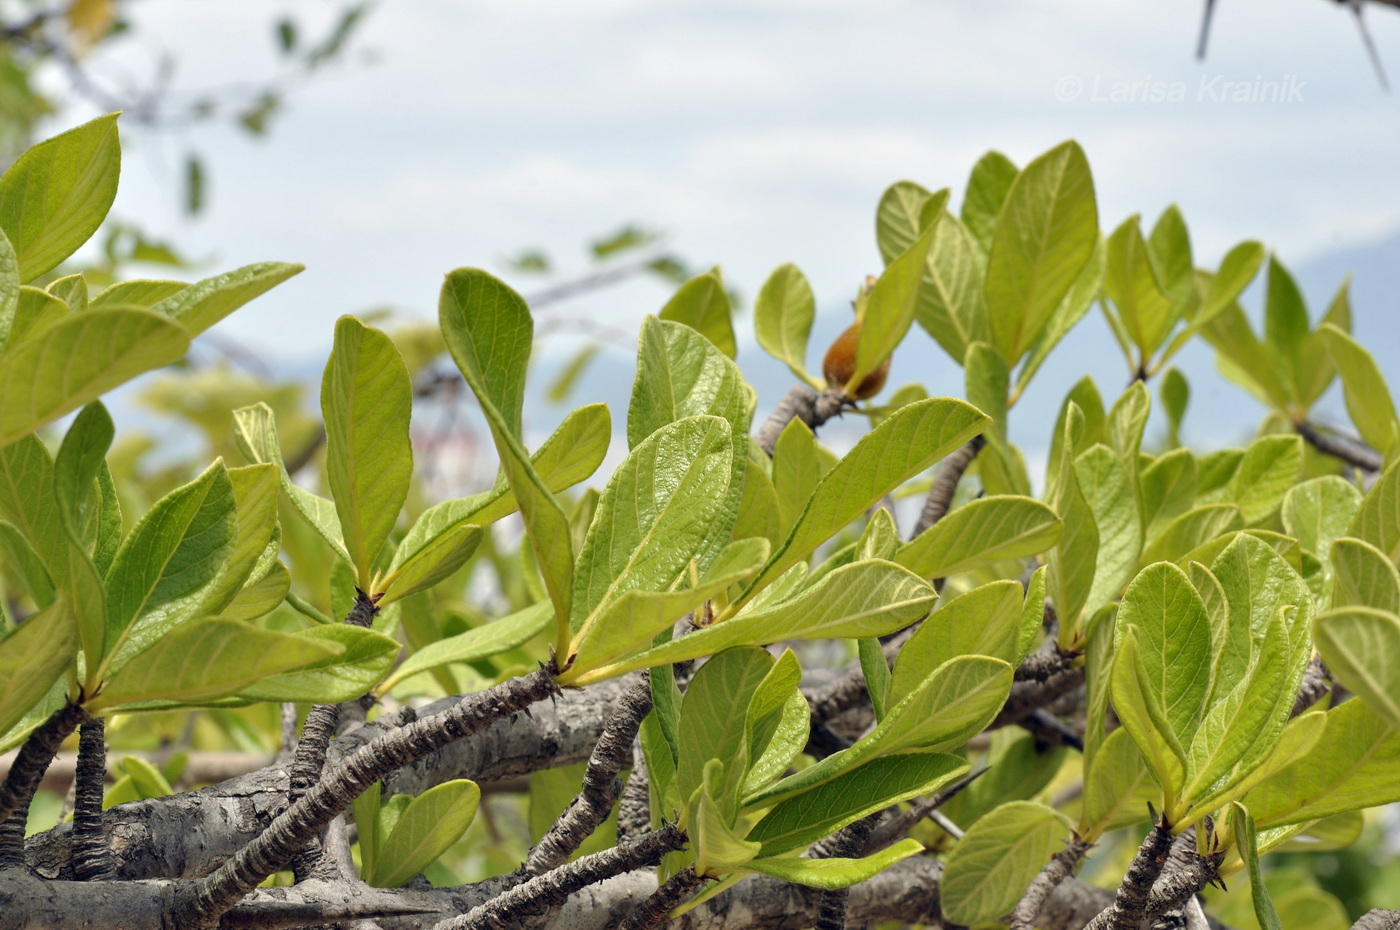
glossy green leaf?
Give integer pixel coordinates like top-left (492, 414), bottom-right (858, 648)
top-left (322, 316), bottom-right (413, 586)
top-left (858, 635), bottom-right (890, 721)
top-left (217, 561), bottom-right (290, 623)
top-left (1298, 280), bottom-right (1352, 407)
top-left (1110, 626), bottom-right (1184, 804)
top-left (90, 619), bottom-right (343, 711)
top-left (0, 112), bottom-right (120, 282)
top-left (889, 580), bottom-right (1022, 705)
top-left (1331, 537), bottom-right (1400, 612)
top-left (659, 269), bottom-right (735, 359)
top-left (896, 494), bottom-right (1061, 581)
top-left (0, 521), bottom-right (54, 607)
top-left (961, 150), bottom-right (1018, 255)
top-left (742, 838), bottom-right (923, 889)
top-left (239, 625), bottom-right (399, 703)
top-left (0, 597), bottom-right (77, 736)
top-left (1314, 606), bottom-right (1400, 729)
top-left (198, 465), bottom-right (280, 617)
top-left (149, 262), bottom-right (303, 337)
top-left (608, 558), bottom-right (934, 676)
top-left (939, 801), bottom-right (1073, 925)
top-left (0, 308), bottom-right (190, 447)
top-left (1209, 533), bottom-right (1312, 697)
top-left (1019, 565), bottom-right (1048, 662)
top-left (754, 263), bottom-right (817, 385)
top-left (1320, 323), bottom-right (1399, 458)
top-left (851, 212), bottom-right (941, 391)
top-left (382, 601), bottom-right (552, 691)
top-left (365, 779), bottom-right (480, 887)
top-left (985, 141), bottom-right (1098, 363)
top-left (1225, 434), bottom-right (1303, 525)
top-left (737, 397), bottom-right (987, 601)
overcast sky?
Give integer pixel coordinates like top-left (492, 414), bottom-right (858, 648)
top-left (47, 0), bottom-right (1400, 455)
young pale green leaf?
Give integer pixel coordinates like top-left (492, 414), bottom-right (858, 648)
top-left (889, 580), bottom-right (1022, 705)
top-left (753, 263), bottom-right (817, 386)
top-left (364, 779), bottom-right (480, 887)
top-left (678, 647), bottom-right (773, 818)
top-left (1319, 323), bottom-right (1400, 458)
top-left (1298, 281), bottom-right (1352, 407)
top-left (232, 402), bottom-right (351, 566)
top-left (569, 415), bottom-right (733, 634)
top-left (858, 636), bottom-right (890, 721)
top-left (1314, 606), bottom-right (1400, 730)
top-left (6, 287), bottom-right (68, 350)
top-left (1075, 444), bottom-right (1141, 613)
top-left (915, 207), bottom-right (989, 367)
top-left (963, 341), bottom-right (1018, 494)
top-left (352, 781), bottom-right (382, 880)
top-left (1140, 504), bottom-right (1243, 567)
top-left (1230, 802), bottom-right (1284, 930)
top-left (441, 269), bottom-right (574, 639)
top-left (691, 759), bottom-right (762, 875)
top-left (606, 559), bottom-right (934, 676)
top-left (659, 269), bottom-right (736, 359)
top-left (1146, 205), bottom-right (1194, 308)
top-left (1263, 258), bottom-right (1310, 409)
top-left (1283, 477), bottom-right (1362, 568)
top-left (378, 524), bottom-right (482, 607)
top-left (0, 230), bottom-right (18, 350)
top-left (0, 113), bottom-right (120, 282)
top-left (628, 316), bottom-right (750, 569)
top-left (1104, 214), bottom-right (1176, 356)
top-left (743, 649), bottom-right (802, 770)
top-left (217, 561), bottom-right (290, 623)
top-left (772, 419), bottom-right (822, 537)
top-left (0, 308), bottom-right (190, 448)
top-left (100, 460), bottom-right (237, 677)
top-left (1015, 233), bottom-right (1105, 394)
top-left (1245, 698), bottom-right (1400, 828)
top-left (88, 279), bottom-right (188, 310)
top-left (849, 206), bottom-right (942, 391)
top-left (149, 262), bottom-right (303, 337)
top-left (939, 801), bottom-right (1073, 925)
top-left (322, 316), bottom-right (413, 586)
top-left (736, 397), bottom-right (987, 602)
top-left (1019, 565), bottom-right (1048, 662)
top-left (89, 619), bottom-right (343, 712)
top-left (1209, 533), bottom-right (1313, 697)
top-left (750, 752), bottom-right (965, 856)
top-left (0, 596), bottom-right (77, 737)
top-left (961, 150), bottom-right (1018, 255)
top-left (1225, 434), bottom-right (1303, 526)
top-left (392, 403), bottom-right (610, 575)
top-left (1331, 537), bottom-right (1400, 612)
top-left (381, 602), bottom-right (552, 692)
top-left (985, 141), bottom-right (1098, 364)
top-left (198, 465), bottom-right (280, 616)
top-left (732, 463), bottom-right (782, 551)
top-left (1110, 627), bottom-right (1185, 808)
top-left (565, 538), bottom-right (767, 684)
top-left (0, 521), bottom-right (54, 607)
top-left (1204, 303), bottom-right (1290, 411)
top-left (875, 180), bottom-right (932, 263)
top-left (53, 401), bottom-right (113, 554)
top-left (1160, 368), bottom-right (1189, 447)
top-left (1195, 241), bottom-right (1265, 326)
top-left (1080, 727), bottom-right (1157, 839)
top-left (238, 625), bottom-right (399, 703)
top-left (743, 690), bottom-right (809, 798)
top-left (741, 838), bottom-right (923, 889)
top-left (895, 495), bottom-right (1061, 580)
top-left (1348, 458), bottom-right (1400, 564)
top-left (1046, 403), bottom-right (1099, 642)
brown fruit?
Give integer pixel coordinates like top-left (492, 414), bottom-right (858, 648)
top-left (822, 320), bottom-right (890, 400)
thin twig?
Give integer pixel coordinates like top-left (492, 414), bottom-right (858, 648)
top-left (912, 435), bottom-right (986, 537)
top-left (615, 866), bottom-right (707, 930)
top-left (1010, 838), bottom-right (1092, 930)
top-left (1296, 420), bottom-right (1383, 473)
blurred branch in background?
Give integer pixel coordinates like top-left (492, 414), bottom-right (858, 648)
top-left (1198, 0), bottom-right (1397, 88)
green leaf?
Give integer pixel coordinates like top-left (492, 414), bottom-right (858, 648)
top-left (858, 635), bottom-right (890, 722)
top-left (352, 781), bottom-right (382, 880)
top-left (218, 562), bottom-right (290, 623)
top-left (7, 286), bottom-right (68, 348)
top-left (750, 752), bottom-right (965, 857)
top-left (678, 647), bottom-right (774, 818)
top-left (238, 625), bottom-right (399, 703)
top-left (322, 316), bottom-right (413, 585)
top-left (88, 279), bottom-right (188, 310)
top-left (1204, 303), bottom-right (1289, 411)
top-left (1230, 802), bottom-right (1283, 930)
top-left (1046, 403), bottom-right (1099, 641)
top-left (392, 403), bottom-right (610, 576)
top-left (382, 601), bottom-right (552, 692)
top-left (0, 521), bottom-right (54, 607)
top-left (199, 464), bottom-right (280, 616)
top-left (1319, 323), bottom-right (1400, 458)
top-left (0, 230), bottom-right (18, 351)
top-left (915, 208), bottom-right (989, 366)
top-left (568, 415), bottom-right (734, 643)
top-left (1080, 727), bottom-right (1156, 839)
top-left (1146, 205), bottom-right (1194, 308)
top-left (1139, 504), bottom-right (1243, 566)
top-left (850, 201), bottom-right (944, 391)
top-left (736, 397), bottom-right (987, 602)
top-left (0, 113), bottom-right (120, 282)
top-left (896, 494), bottom-right (1061, 581)
top-left (1298, 280), bottom-right (1352, 407)
top-left (939, 801), bottom-right (1073, 925)
top-left (1263, 257), bottom-right (1310, 409)
top-left (1196, 241), bottom-right (1265, 326)
top-left (692, 760), bottom-right (761, 874)
top-left (1160, 368), bottom-right (1189, 447)
top-left (608, 559), bottom-right (934, 676)
top-left (1314, 606), bottom-right (1400, 730)
top-left (1331, 537), bottom-right (1400, 612)
top-left (1110, 627), bottom-right (1184, 806)
top-left (1076, 444), bottom-right (1141, 613)
top-left (54, 401), bottom-right (113, 550)
top-left (365, 779), bottom-right (480, 887)
top-left (232, 402), bottom-right (351, 566)
top-left (754, 263), bottom-right (817, 385)
top-left (0, 308), bottom-right (190, 447)
top-left (889, 580), bottom-right (1022, 705)
top-left (90, 619), bottom-right (343, 711)
top-left (961, 150), bottom-right (1018, 255)
top-left (1019, 565), bottom-right (1047, 662)
top-left (1104, 214), bottom-right (1175, 357)
top-left (985, 141), bottom-right (1098, 363)
top-left (1225, 434), bottom-right (1303, 526)
top-left (149, 262), bottom-right (303, 337)
top-left (0, 597), bottom-right (77, 736)
top-left (100, 460), bottom-right (237, 678)
top-left (964, 342), bottom-right (1019, 495)
top-left (628, 316), bottom-right (750, 569)
top-left (1348, 458), bottom-right (1400, 563)
top-left (378, 524), bottom-right (481, 606)
top-left (743, 839), bottom-right (923, 889)
top-left (659, 268), bottom-right (736, 359)
top-left (1015, 233), bottom-right (1105, 394)
top-left (772, 419), bottom-right (822, 537)
top-left (1283, 477), bottom-right (1362, 570)
top-left (876, 180), bottom-right (932, 263)
top-left (441, 269), bottom-right (574, 641)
